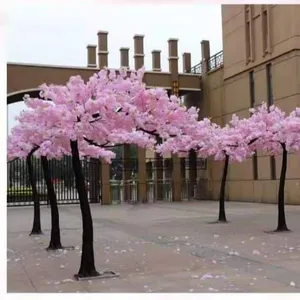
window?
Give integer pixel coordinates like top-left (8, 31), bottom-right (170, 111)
top-left (266, 63), bottom-right (273, 107)
top-left (249, 71), bottom-right (255, 108)
top-left (245, 5), bottom-right (254, 63)
top-left (262, 7), bottom-right (271, 54)
top-left (266, 63), bottom-right (276, 179)
top-left (253, 152), bottom-right (258, 180)
top-left (249, 70), bottom-right (258, 180)
top-left (270, 157), bottom-right (276, 180)
top-left (246, 21), bottom-right (251, 62)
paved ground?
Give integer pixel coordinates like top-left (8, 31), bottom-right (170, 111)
top-left (7, 201), bottom-right (300, 293)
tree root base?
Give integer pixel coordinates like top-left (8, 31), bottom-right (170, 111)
top-left (46, 245), bottom-right (75, 252)
top-left (207, 220), bottom-right (229, 224)
top-left (264, 229), bottom-right (291, 234)
top-left (74, 270), bottom-right (120, 281)
top-left (30, 231), bottom-right (43, 236)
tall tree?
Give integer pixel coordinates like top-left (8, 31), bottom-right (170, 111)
top-left (19, 66), bottom-right (199, 279)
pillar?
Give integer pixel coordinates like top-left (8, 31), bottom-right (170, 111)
top-left (101, 159), bottom-right (111, 205)
top-left (201, 40), bottom-right (212, 197)
top-left (89, 159), bottom-right (101, 204)
top-left (133, 34), bottom-right (147, 203)
top-left (168, 38), bottom-right (182, 202)
top-left (122, 144), bottom-right (132, 202)
top-left (87, 45), bottom-right (97, 68)
top-left (120, 47), bottom-right (129, 68)
top-left (151, 50), bottom-right (161, 71)
top-left (86, 44), bottom-right (100, 203)
top-left (138, 148), bottom-right (147, 203)
top-left (133, 34), bottom-right (145, 70)
top-left (97, 31), bottom-right (110, 204)
top-left (151, 48), bottom-right (164, 200)
top-left (189, 150), bottom-right (197, 198)
top-left (168, 38), bottom-right (179, 79)
top-left (97, 31), bottom-right (109, 68)
top-left (118, 48), bottom-right (131, 201)
top-left (182, 52), bottom-right (191, 73)
top-left (155, 138), bottom-right (164, 201)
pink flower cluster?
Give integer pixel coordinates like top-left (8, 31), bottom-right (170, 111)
top-left (7, 65), bottom-right (300, 164)
top-left (7, 67), bottom-right (198, 162)
top-left (158, 103), bottom-right (300, 162)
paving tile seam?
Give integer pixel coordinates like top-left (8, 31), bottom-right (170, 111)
top-left (19, 259), bottom-right (37, 292)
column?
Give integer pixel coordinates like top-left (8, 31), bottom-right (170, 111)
top-left (168, 37), bottom-right (182, 202)
top-left (87, 44), bottom-right (100, 203)
top-left (123, 144), bottom-right (132, 202)
top-left (182, 52), bottom-right (191, 73)
top-left (189, 150), bottom-right (197, 198)
top-left (97, 31), bottom-right (109, 68)
top-left (133, 34), bottom-right (147, 203)
top-left (201, 40), bottom-right (212, 197)
top-left (98, 31), bottom-right (110, 203)
top-left (120, 47), bottom-right (129, 68)
top-left (86, 45), bottom-right (97, 68)
top-left (151, 50), bottom-right (161, 71)
top-left (101, 159), bottom-right (111, 205)
top-left (133, 34), bottom-right (145, 70)
top-left (155, 137), bottom-right (164, 201)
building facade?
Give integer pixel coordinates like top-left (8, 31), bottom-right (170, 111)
top-left (7, 4), bottom-right (300, 205)
top-left (196, 5), bottom-right (300, 204)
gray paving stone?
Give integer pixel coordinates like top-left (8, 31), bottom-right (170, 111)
top-left (7, 201), bottom-right (300, 293)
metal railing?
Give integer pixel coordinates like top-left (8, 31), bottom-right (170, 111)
top-left (181, 179), bottom-right (197, 201)
top-left (186, 50), bottom-right (224, 75)
top-left (7, 157), bottom-right (99, 206)
top-left (146, 179), bottom-right (172, 202)
top-left (110, 180), bottom-right (138, 204)
top-left (8, 156), bottom-right (209, 206)
top-left (186, 62), bottom-right (202, 74)
top-left (208, 51), bottom-right (224, 71)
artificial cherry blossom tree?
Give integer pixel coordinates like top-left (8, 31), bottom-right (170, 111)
top-left (249, 104), bottom-right (300, 232)
top-left (24, 67), bottom-right (180, 279)
top-left (209, 113), bottom-right (267, 223)
top-left (158, 113), bottom-right (265, 223)
top-left (8, 124), bottom-right (43, 236)
top-left (11, 65), bottom-right (204, 278)
top-left (7, 106), bottom-right (68, 248)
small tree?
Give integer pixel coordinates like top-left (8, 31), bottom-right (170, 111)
top-left (8, 128), bottom-right (42, 235)
top-left (209, 114), bottom-right (264, 223)
top-left (249, 104), bottom-right (300, 232)
top-left (7, 103), bottom-right (72, 249)
top-left (158, 113), bottom-right (264, 223)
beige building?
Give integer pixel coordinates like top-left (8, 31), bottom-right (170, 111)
top-left (195, 5), bottom-right (300, 204)
top-left (7, 4), bottom-right (300, 205)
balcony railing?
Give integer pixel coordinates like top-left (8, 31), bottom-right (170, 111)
top-left (207, 50), bottom-right (223, 71)
top-left (186, 62), bottom-right (202, 75)
top-left (186, 50), bottom-right (223, 75)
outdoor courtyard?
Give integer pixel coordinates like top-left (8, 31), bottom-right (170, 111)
top-left (7, 201), bottom-right (300, 293)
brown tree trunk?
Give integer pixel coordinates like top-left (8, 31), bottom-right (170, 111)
top-left (275, 144), bottom-right (290, 232)
top-left (27, 150), bottom-right (42, 235)
top-left (70, 140), bottom-right (99, 279)
top-left (41, 156), bottom-right (63, 250)
top-left (218, 154), bottom-right (229, 223)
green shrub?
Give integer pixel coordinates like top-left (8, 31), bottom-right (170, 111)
top-left (8, 188), bottom-right (32, 195)
top-left (8, 187), bottom-right (48, 197)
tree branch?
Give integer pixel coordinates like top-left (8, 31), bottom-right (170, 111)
top-left (178, 145), bottom-right (202, 153)
top-left (137, 127), bottom-right (160, 138)
top-left (26, 145), bottom-right (40, 160)
top-left (83, 137), bottom-right (122, 149)
top-left (248, 137), bottom-right (259, 145)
